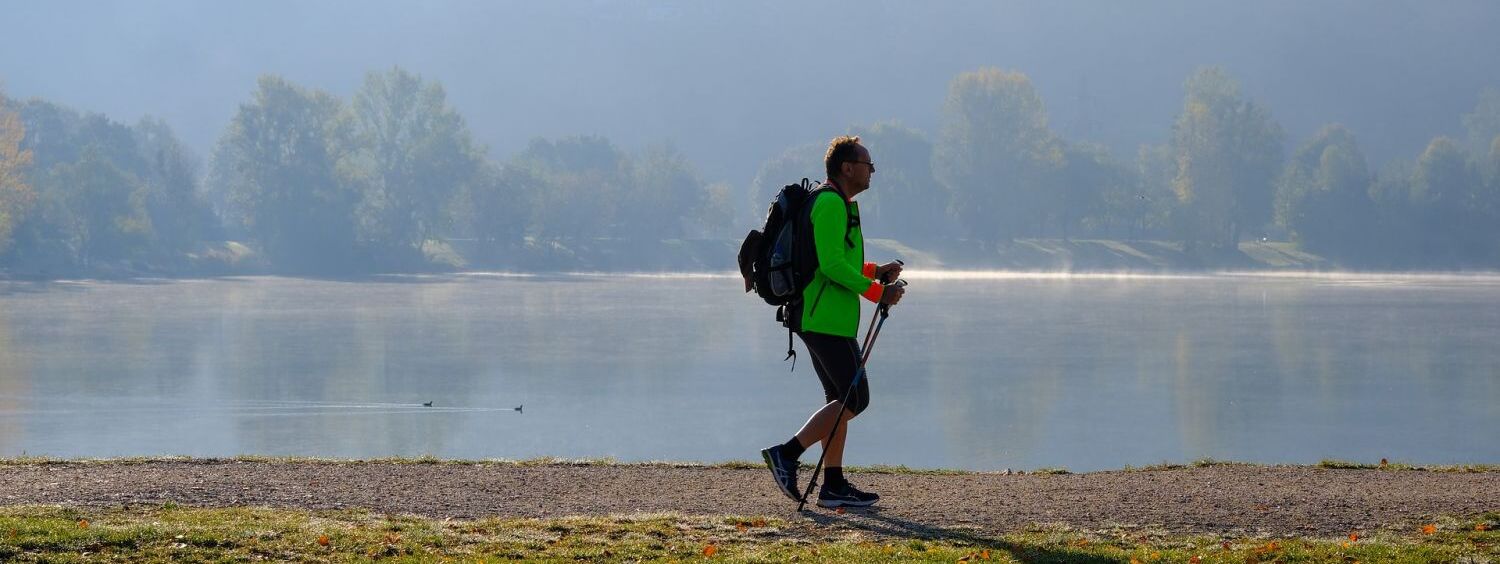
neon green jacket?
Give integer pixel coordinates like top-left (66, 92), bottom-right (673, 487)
top-left (798, 185), bottom-right (883, 338)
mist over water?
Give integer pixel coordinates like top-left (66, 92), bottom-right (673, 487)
top-left (0, 274), bottom-right (1493, 471)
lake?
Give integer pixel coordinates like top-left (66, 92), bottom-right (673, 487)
top-left (0, 272), bottom-right (1495, 472)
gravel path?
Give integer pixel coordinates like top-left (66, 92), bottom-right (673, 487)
top-left (1, 461), bottom-right (1495, 540)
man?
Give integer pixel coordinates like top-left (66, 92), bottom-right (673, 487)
top-left (761, 135), bottom-right (904, 508)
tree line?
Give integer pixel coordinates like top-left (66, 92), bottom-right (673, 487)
top-left (3, 65), bottom-right (1500, 274)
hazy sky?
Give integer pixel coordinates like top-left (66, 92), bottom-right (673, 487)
top-left (3, 1), bottom-right (1498, 184)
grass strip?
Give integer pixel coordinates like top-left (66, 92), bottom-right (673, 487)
top-left (0, 506), bottom-right (1492, 563)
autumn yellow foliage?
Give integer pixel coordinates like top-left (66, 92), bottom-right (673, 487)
top-left (0, 95), bottom-right (35, 254)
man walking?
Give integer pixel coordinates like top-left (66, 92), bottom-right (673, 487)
top-left (761, 135), bottom-right (904, 508)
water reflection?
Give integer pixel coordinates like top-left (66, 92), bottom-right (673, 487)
top-left (0, 273), bottom-right (1494, 470)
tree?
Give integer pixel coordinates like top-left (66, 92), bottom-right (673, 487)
top-left (626, 143), bottom-right (705, 240)
top-left (134, 117), bottom-right (217, 254)
top-left (686, 181), bottom-right (738, 239)
top-left (1274, 125), bottom-right (1373, 257)
top-left (42, 148), bottom-right (151, 265)
top-left (1057, 142), bottom-right (1131, 240)
top-left (211, 75), bottom-right (359, 272)
top-left (0, 94), bottom-right (34, 256)
top-left (469, 162), bottom-right (538, 253)
top-left (514, 135), bottom-right (628, 240)
top-left (935, 68), bottom-right (1063, 244)
top-left (1106, 144), bottom-right (1176, 240)
top-left (1169, 67), bottom-right (1284, 251)
top-left (347, 67), bottom-right (483, 254)
top-left (849, 121), bottom-right (950, 242)
top-left (1463, 87), bottom-right (1500, 155)
top-left (1410, 137), bottom-right (1485, 265)
top-left (747, 143), bottom-right (821, 228)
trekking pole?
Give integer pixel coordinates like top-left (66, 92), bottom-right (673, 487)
top-left (797, 279), bottom-right (905, 511)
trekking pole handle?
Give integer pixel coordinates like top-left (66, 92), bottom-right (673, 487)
top-left (877, 279), bottom-right (906, 317)
top-left (879, 259), bottom-right (904, 284)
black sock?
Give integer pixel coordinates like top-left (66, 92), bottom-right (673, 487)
top-left (782, 437), bottom-right (805, 460)
top-left (824, 467), bottom-right (845, 488)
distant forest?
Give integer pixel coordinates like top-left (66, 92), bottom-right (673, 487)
top-left (3, 65), bottom-right (1500, 276)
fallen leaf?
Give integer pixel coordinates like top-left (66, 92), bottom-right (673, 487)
top-left (1342, 541), bottom-right (1351, 548)
top-left (835, 507), bottom-right (845, 515)
top-left (1151, 551), bottom-right (1161, 560)
top-left (1476, 523), bottom-right (1490, 532)
top-left (384, 532), bottom-right (401, 545)
top-left (1190, 556), bottom-right (1201, 564)
top-left (735, 523), bottom-right (747, 533)
top-left (1130, 559), bottom-right (1142, 564)
top-left (1075, 539), bottom-right (1090, 547)
top-left (752, 518), bottom-right (767, 527)
top-left (317, 535), bottom-right (330, 547)
top-left (77, 520), bottom-right (89, 529)
top-left (1221, 541), bottom-right (1231, 550)
top-left (981, 549), bottom-right (991, 559)
top-left (1421, 524), bottom-right (1436, 535)
top-left (1349, 533), bottom-right (1358, 542)
top-left (702, 544), bottom-right (717, 557)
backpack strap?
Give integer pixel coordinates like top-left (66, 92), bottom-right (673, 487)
top-left (810, 184), bottom-right (856, 249)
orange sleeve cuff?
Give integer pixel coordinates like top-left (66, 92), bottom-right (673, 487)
top-left (862, 281), bottom-right (884, 303)
top-left (862, 263), bottom-right (877, 278)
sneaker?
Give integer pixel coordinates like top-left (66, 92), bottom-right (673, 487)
top-left (817, 481), bottom-right (879, 508)
top-left (760, 445), bottom-right (800, 501)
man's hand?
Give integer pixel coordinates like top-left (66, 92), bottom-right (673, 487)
top-left (875, 261), bottom-right (903, 283)
top-left (879, 282), bottom-right (904, 306)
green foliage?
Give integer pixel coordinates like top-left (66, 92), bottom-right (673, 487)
top-left (1170, 66), bottom-right (1284, 251)
top-left (467, 162), bottom-right (538, 254)
top-left (514, 135), bottom-right (628, 241)
top-left (1115, 145), bottom-right (1176, 240)
top-left (134, 117), bottom-right (218, 253)
top-left (1275, 124), bottom-right (1375, 258)
top-left (935, 68), bottom-right (1064, 244)
top-left (0, 93), bottom-right (33, 255)
top-left (850, 121), bottom-right (951, 242)
top-left (1463, 87), bottom-right (1500, 155)
top-left (626, 143), bottom-right (706, 240)
top-left (1057, 142), bottom-right (1131, 240)
top-left (347, 67), bottom-right (483, 255)
top-left (1409, 137), bottom-right (1492, 265)
top-left (0, 96), bottom-right (215, 271)
top-left (40, 148), bottom-right (152, 265)
top-left (211, 75), bottom-right (360, 272)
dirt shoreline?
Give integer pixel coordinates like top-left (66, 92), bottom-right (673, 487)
top-left (1, 460), bottom-right (1494, 540)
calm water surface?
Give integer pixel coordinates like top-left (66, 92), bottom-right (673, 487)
top-left (0, 272), bottom-right (1495, 471)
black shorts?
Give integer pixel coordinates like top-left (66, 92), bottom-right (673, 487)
top-left (796, 331), bottom-right (870, 416)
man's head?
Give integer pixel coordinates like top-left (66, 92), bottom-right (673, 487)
top-left (824, 135), bottom-right (874, 197)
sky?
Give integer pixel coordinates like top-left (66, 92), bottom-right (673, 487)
top-left (3, 0), bottom-right (1498, 184)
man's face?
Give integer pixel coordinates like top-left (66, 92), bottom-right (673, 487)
top-left (845, 145), bottom-right (874, 194)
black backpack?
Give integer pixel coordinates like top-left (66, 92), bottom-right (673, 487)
top-left (737, 178), bottom-right (848, 368)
